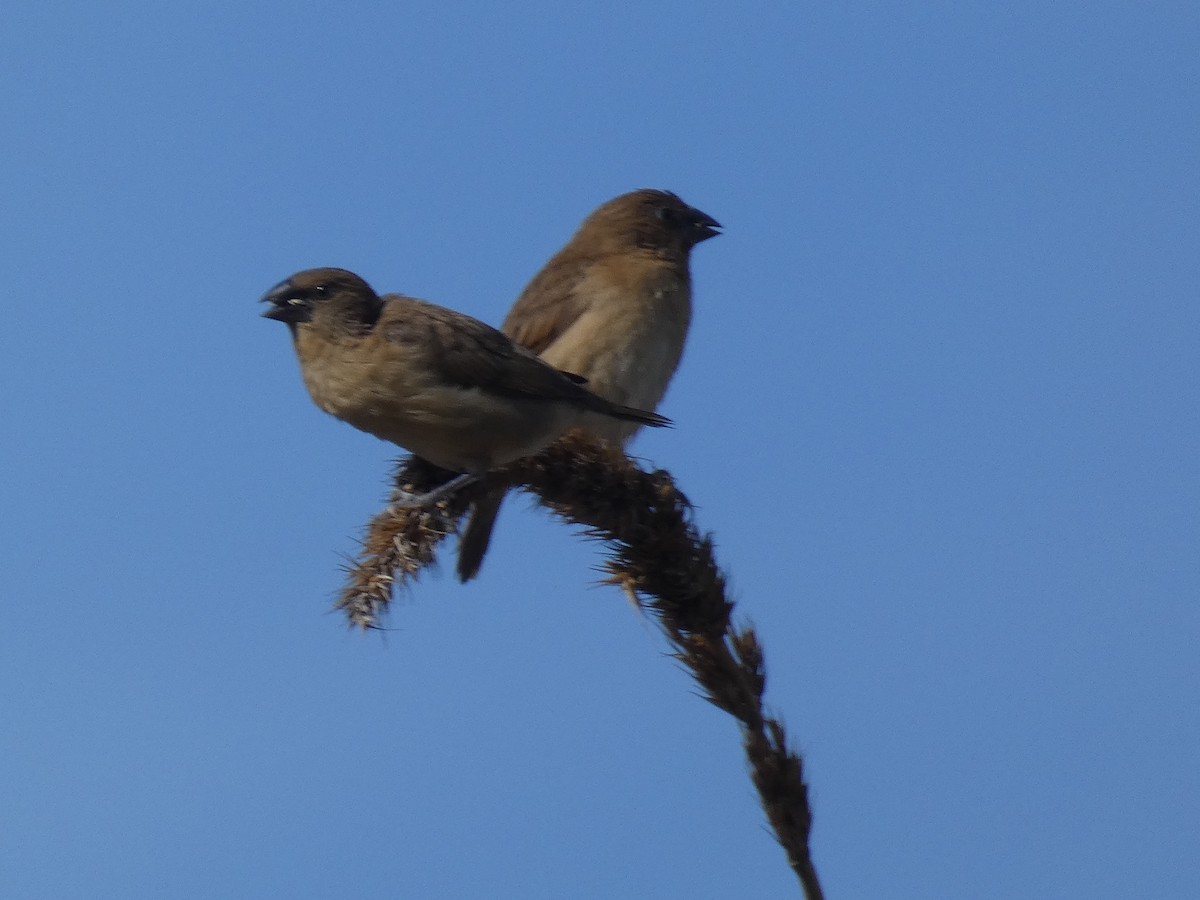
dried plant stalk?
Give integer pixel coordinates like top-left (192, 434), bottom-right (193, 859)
top-left (336, 457), bottom-right (467, 629)
top-left (340, 431), bottom-right (823, 898)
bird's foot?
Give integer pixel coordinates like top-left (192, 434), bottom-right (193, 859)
top-left (390, 472), bottom-right (480, 509)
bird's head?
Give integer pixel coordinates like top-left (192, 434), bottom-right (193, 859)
top-left (260, 267), bottom-right (383, 330)
top-left (580, 189), bottom-right (721, 255)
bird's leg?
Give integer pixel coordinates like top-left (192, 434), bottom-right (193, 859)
top-left (390, 472), bottom-right (480, 509)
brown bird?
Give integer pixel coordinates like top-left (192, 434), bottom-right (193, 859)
top-left (456, 189), bottom-right (720, 580)
top-left (261, 267), bottom-right (671, 506)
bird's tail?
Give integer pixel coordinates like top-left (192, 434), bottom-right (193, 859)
top-left (457, 488), bottom-right (506, 582)
top-left (600, 401), bottom-right (672, 428)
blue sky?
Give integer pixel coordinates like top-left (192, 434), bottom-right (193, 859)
top-left (2, 2), bottom-right (1197, 897)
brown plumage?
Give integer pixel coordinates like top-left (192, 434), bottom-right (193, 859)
top-left (262, 267), bottom-right (670, 504)
top-left (457, 189), bottom-right (720, 580)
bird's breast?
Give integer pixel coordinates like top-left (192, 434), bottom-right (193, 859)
top-left (540, 284), bottom-right (689, 406)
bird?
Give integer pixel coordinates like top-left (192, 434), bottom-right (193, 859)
top-left (456, 188), bottom-right (720, 581)
top-left (261, 267), bottom-right (671, 506)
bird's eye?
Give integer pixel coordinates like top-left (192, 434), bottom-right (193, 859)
top-left (314, 284), bottom-right (328, 294)
top-left (656, 206), bottom-right (680, 225)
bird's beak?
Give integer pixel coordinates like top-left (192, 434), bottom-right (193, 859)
top-left (689, 208), bottom-right (722, 242)
top-left (260, 278), bottom-right (306, 323)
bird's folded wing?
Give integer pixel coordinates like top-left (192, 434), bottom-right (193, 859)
top-left (379, 294), bottom-right (590, 403)
top-left (501, 260), bottom-right (594, 356)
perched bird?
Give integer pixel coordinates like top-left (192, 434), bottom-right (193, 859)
top-left (261, 267), bottom-right (670, 506)
top-left (456, 189), bottom-right (720, 581)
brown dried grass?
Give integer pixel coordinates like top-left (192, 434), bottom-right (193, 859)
top-left (337, 432), bottom-right (823, 898)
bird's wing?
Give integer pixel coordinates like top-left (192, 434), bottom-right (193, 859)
top-left (379, 295), bottom-right (589, 402)
top-left (500, 255), bottom-right (596, 356)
